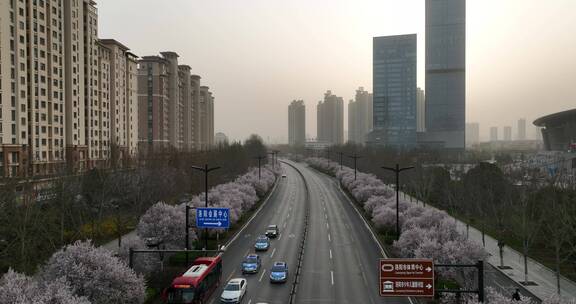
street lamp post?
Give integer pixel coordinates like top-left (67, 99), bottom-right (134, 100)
top-left (347, 154), bottom-right (361, 180)
top-left (191, 164), bottom-right (221, 251)
top-left (267, 151), bottom-right (276, 168)
top-left (253, 155), bottom-right (266, 179)
top-left (337, 152), bottom-right (344, 170)
top-left (381, 164), bottom-right (414, 240)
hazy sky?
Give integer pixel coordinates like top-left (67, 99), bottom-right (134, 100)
top-left (98, 0), bottom-right (576, 143)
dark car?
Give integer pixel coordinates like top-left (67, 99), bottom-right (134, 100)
top-left (269, 261), bottom-right (288, 283)
top-left (265, 225), bottom-right (279, 238)
top-left (241, 254), bottom-right (261, 274)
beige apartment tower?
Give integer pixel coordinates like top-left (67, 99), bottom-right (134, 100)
top-left (288, 100), bottom-right (305, 146)
top-left (317, 90), bottom-right (344, 145)
top-left (347, 87), bottom-right (372, 145)
top-left (0, 0), bottom-right (71, 176)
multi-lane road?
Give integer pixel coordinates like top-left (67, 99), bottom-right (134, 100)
top-left (209, 161), bottom-right (408, 304)
top-left (209, 160), bottom-right (535, 304)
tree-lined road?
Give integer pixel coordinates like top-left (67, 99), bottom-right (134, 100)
top-left (209, 161), bottom-right (409, 303)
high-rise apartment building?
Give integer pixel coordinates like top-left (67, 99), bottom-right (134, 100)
top-left (370, 34), bottom-right (417, 148)
top-left (288, 100), bottom-right (305, 146)
top-left (198, 86), bottom-right (214, 149)
top-left (138, 52), bottom-right (206, 152)
top-left (465, 122), bottom-right (479, 147)
top-left (503, 126), bottom-right (512, 141)
top-left (317, 90), bottom-right (344, 145)
top-left (424, 0), bottom-right (466, 149)
top-left (490, 126), bottom-right (498, 142)
top-left (416, 87), bottom-right (425, 132)
top-left (99, 39), bottom-right (138, 164)
top-left (347, 87), bottom-right (372, 145)
top-left (517, 118), bottom-right (526, 140)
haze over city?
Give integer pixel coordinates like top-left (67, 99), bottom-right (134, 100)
top-left (97, 0), bottom-right (576, 142)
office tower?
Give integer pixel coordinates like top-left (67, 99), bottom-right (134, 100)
top-left (371, 34), bottom-right (417, 148)
top-left (347, 87), bottom-right (372, 144)
top-left (490, 127), bottom-right (498, 142)
top-left (425, 0), bottom-right (466, 149)
top-left (503, 126), bottom-right (512, 141)
top-left (99, 40), bottom-right (138, 164)
top-left (517, 118), bottom-right (526, 140)
top-left (465, 122), bottom-right (480, 147)
top-left (416, 87), bottom-right (425, 132)
top-left (317, 91), bottom-right (344, 145)
top-left (288, 100), bottom-right (306, 146)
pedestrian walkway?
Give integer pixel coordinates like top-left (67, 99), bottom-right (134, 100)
top-left (403, 193), bottom-right (576, 301)
top-left (101, 230), bottom-right (138, 253)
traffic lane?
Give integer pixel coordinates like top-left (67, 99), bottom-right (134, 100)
top-left (295, 166), bottom-right (336, 303)
top-left (247, 176), bottom-right (306, 304)
top-left (305, 170), bottom-right (378, 304)
top-left (210, 164), bottom-right (302, 303)
top-left (308, 166), bottom-right (411, 304)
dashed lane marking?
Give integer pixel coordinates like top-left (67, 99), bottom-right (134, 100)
top-left (259, 270), bottom-right (266, 282)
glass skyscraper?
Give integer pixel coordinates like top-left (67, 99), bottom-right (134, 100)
top-left (370, 34), bottom-right (417, 148)
top-left (425, 0), bottom-right (466, 149)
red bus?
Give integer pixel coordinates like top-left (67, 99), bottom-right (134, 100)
top-left (163, 256), bottom-right (223, 304)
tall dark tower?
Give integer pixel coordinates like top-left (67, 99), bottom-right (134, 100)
top-left (425, 0), bottom-right (466, 149)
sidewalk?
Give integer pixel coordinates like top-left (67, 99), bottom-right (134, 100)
top-left (403, 193), bottom-right (576, 301)
top-left (101, 230), bottom-right (138, 253)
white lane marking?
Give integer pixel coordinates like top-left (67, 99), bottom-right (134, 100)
top-left (248, 300), bottom-right (252, 304)
top-left (259, 270), bottom-right (266, 282)
top-left (270, 248), bottom-right (276, 258)
top-left (283, 221), bottom-right (287, 229)
top-left (326, 222), bottom-right (329, 229)
top-left (278, 234), bottom-right (282, 241)
top-left (328, 234), bottom-right (331, 242)
top-left (329, 249), bottom-right (333, 259)
top-left (287, 212), bottom-right (291, 218)
top-left (325, 213), bottom-right (327, 219)
top-left (330, 271), bottom-right (334, 285)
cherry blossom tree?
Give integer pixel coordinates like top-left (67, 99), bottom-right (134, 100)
top-left (41, 240), bottom-right (145, 304)
top-left (0, 269), bottom-right (90, 304)
top-left (137, 202), bottom-right (191, 249)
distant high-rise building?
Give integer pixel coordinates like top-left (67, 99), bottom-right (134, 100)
top-left (490, 127), bottom-right (499, 142)
top-left (288, 100), bottom-right (306, 146)
top-left (503, 126), bottom-right (512, 141)
top-left (347, 87), bottom-right (372, 144)
top-left (214, 132), bottom-right (228, 145)
top-left (199, 86), bottom-right (214, 149)
top-left (465, 123), bottom-right (480, 147)
top-left (424, 0), bottom-right (466, 149)
top-left (416, 88), bottom-right (426, 132)
top-left (317, 91), bottom-right (344, 145)
top-left (370, 35), bottom-right (417, 148)
top-left (517, 118), bottom-right (526, 140)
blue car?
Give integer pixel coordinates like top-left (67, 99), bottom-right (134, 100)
top-left (269, 262), bottom-right (288, 283)
top-left (254, 235), bottom-right (270, 251)
top-left (241, 254), bottom-right (261, 274)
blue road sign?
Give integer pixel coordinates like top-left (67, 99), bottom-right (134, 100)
top-left (196, 207), bottom-right (230, 229)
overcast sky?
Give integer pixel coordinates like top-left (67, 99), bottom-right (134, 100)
top-left (98, 0), bottom-right (576, 143)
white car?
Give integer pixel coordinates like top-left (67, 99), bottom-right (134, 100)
top-left (220, 278), bottom-right (247, 303)
top-left (281, 174), bottom-right (287, 178)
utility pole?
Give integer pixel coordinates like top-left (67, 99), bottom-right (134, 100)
top-left (191, 164), bottom-right (221, 250)
top-left (337, 152), bottom-right (344, 170)
top-left (325, 148), bottom-right (331, 160)
top-left (253, 155), bottom-right (266, 179)
top-left (347, 154), bottom-right (361, 180)
top-left (381, 164), bottom-right (414, 240)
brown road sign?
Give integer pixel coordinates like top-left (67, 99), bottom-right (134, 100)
top-left (380, 259), bottom-right (434, 297)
